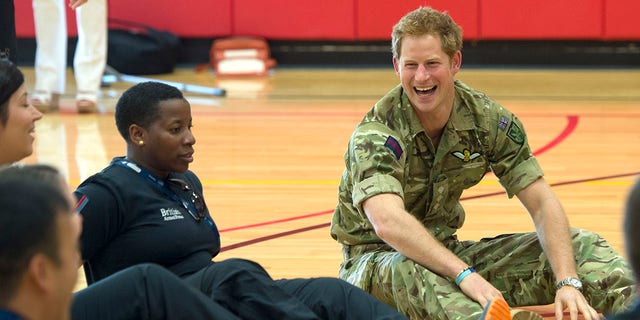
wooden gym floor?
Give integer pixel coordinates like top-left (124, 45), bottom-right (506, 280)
top-left (18, 66), bottom-right (640, 318)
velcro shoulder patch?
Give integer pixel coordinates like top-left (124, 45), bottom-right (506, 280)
top-left (384, 136), bottom-right (403, 160)
top-left (75, 194), bottom-right (90, 212)
top-left (507, 121), bottom-right (524, 145)
top-left (498, 116), bottom-right (509, 131)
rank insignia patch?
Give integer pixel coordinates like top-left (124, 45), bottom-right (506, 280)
top-left (498, 116), bottom-right (509, 131)
top-left (75, 194), bottom-right (90, 212)
top-left (507, 122), bottom-right (525, 144)
top-left (384, 136), bottom-right (403, 160)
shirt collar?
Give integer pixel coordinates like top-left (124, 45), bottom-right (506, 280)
top-left (449, 88), bottom-right (477, 131)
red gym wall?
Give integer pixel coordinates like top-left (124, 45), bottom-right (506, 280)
top-left (14, 0), bottom-right (640, 40)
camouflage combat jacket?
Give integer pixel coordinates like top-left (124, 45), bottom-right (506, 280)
top-left (330, 80), bottom-right (543, 246)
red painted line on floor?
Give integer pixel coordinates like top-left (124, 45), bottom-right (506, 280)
top-left (461, 171), bottom-right (640, 201)
top-left (220, 223), bottom-right (331, 252)
top-left (219, 171), bottom-right (640, 251)
top-left (221, 115), bottom-right (579, 234)
top-left (482, 114), bottom-right (577, 178)
top-left (216, 113), bottom-right (631, 252)
top-left (219, 210), bottom-right (333, 232)
top-left (532, 115), bottom-right (578, 156)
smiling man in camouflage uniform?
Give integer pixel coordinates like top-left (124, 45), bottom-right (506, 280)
top-left (330, 7), bottom-right (634, 320)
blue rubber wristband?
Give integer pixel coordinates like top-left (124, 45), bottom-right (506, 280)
top-left (455, 267), bottom-right (475, 286)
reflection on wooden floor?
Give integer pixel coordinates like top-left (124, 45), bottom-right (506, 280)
top-left (17, 67), bottom-right (640, 302)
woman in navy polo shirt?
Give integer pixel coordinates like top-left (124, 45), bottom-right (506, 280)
top-left (74, 81), bottom-right (408, 320)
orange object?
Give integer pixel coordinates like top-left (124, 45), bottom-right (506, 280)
top-left (480, 298), bottom-right (512, 320)
top-left (209, 37), bottom-right (276, 76)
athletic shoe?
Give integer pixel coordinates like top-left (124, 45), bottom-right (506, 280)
top-left (478, 298), bottom-right (543, 320)
top-left (76, 99), bottom-right (97, 113)
top-left (510, 309), bottom-right (544, 320)
top-left (31, 92), bottom-right (60, 113)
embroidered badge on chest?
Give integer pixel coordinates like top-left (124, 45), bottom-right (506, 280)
top-left (452, 149), bottom-right (481, 162)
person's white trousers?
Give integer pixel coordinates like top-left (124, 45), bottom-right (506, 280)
top-left (32, 0), bottom-right (107, 102)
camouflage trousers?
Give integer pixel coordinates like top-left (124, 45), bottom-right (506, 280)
top-left (339, 228), bottom-right (635, 320)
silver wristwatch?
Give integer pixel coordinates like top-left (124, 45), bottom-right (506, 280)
top-left (556, 277), bottom-right (583, 291)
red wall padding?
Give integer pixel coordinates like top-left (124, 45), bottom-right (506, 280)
top-left (14, 0), bottom-right (640, 40)
top-left (480, 0), bottom-right (603, 39)
top-left (108, 0), bottom-right (232, 37)
top-left (15, 0), bottom-right (232, 38)
top-left (355, 0), bottom-right (479, 40)
top-left (604, 0), bottom-right (640, 40)
top-left (233, 0), bottom-right (355, 40)
top-left (15, 1), bottom-right (78, 37)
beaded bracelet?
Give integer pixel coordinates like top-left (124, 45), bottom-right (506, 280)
top-left (455, 266), bottom-right (476, 286)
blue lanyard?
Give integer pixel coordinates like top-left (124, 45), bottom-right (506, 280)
top-left (114, 159), bottom-right (218, 233)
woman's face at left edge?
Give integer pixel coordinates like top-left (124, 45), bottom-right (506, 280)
top-left (0, 85), bottom-right (43, 164)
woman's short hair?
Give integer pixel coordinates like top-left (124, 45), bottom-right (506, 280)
top-left (115, 81), bottom-right (185, 141)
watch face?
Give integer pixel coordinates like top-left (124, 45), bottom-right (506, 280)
top-left (570, 278), bottom-right (582, 289)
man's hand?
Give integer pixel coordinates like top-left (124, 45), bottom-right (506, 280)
top-left (458, 272), bottom-right (505, 308)
top-left (554, 286), bottom-right (600, 320)
top-left (69, 0), bottom-right (88, 10)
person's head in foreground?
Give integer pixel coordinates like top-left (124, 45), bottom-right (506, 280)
top-left (115, 81), bottom-right (194, 179)
top-left (0, 59), bottom-right (43, 165)
top-left (604, 178), bottom-right (640, 319)
top-left (0, 164), bottom-right (82, 320)
top-left (624, 178), bottom-right (640, 284)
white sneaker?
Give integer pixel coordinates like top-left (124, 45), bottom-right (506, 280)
top-left (31, 92), bottom-right (60, 113)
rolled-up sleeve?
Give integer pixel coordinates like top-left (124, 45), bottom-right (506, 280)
top-left (348, 122), bottom-right (406, 210)
top-left (353, 174), bottom-right (404, 208)
top-left (498, 156), bottom-right (543, 198)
